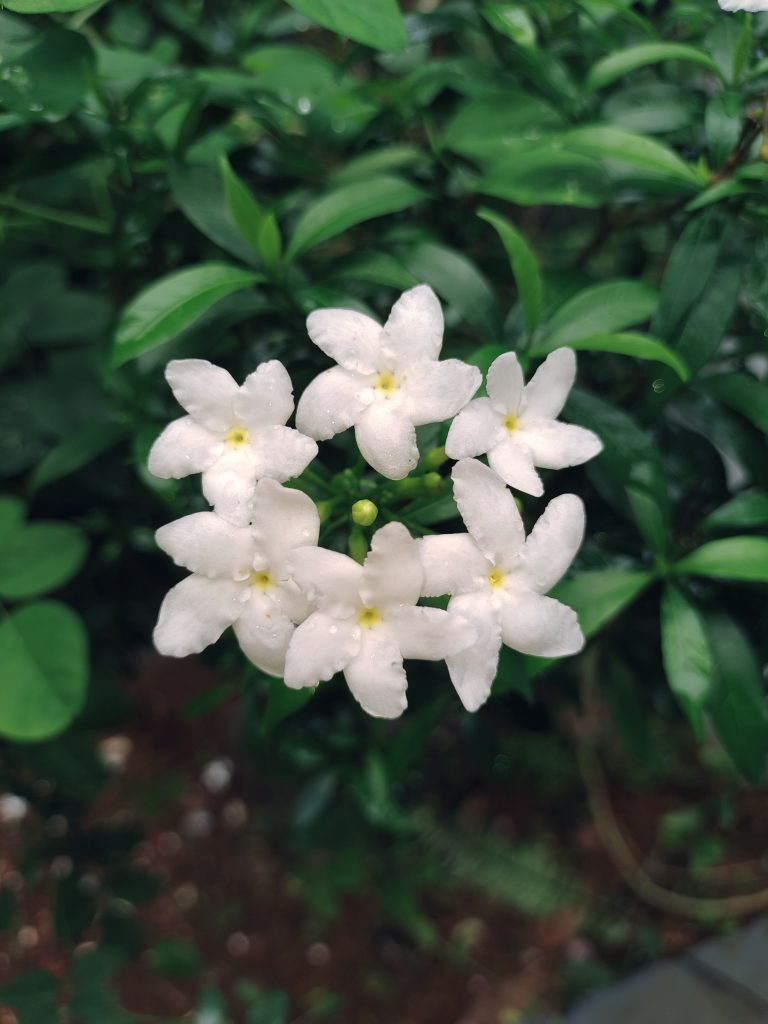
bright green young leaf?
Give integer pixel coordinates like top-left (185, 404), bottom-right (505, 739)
top-left (660, 585), bottom-right (713, 738)
top-left (698, 372), bottom-right (768, 435)
top-left (219, 156), bottom-right (265, 258)
top-left (676, 536), bottom-right (768, 582)
top-left (684, 179), bottom-right (751, 212)
top-left (478, 208), bottom-right (543, 336)
top-left (29, 423), bottom-right (127, 493)
top-left (112, 263), bottom-right (261, 366)
top-left (533, 331), bottom-right (687, 381)
top-left (480, 150), bottom-right (609, 208)
top-left (0, 601), bottom-right (88, 741)
top-left (481, 4), bottom-right (536, 46)
top-left (550, 568), bottom-right (655, 638)
top-left (171, 164), bottom-right (258, 266)
top-left (563, 126), bottom-right (702, 188)
top-left (707, 611), bottom-right (768, 784)
top-left (540, 281), bottom-right (658, 349)
top-left (283, 0), bottom-right (408, 53)
top-left (286, 176), bottom-right (425, 260)
top-left (585, 43), bottom-right (720, 92)
top-left (0, 522), bottom-right (88, 599)
top-left (704, 491), bottom-right (768, 532)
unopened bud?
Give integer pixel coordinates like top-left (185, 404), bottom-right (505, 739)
top-left (424, 472), bottom-right (443, 493)
top-left (348, 528), bottom-right (368, 564)
top-left (316, 500), bottom-right (334, 523)
top-left (423, 446), bottom-right (447, 469)
top-left (351, 499), bottom-right (378, 527)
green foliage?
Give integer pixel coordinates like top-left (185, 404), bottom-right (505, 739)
top-left (284, 0), bottom-right (407, 53)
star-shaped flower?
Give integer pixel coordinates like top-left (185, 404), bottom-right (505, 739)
top-left (718, 1), bottom-right (768, 11)
top-left (418, 458), bottom-right (585, 712)
top-left (445, 349), bottom-right (602, 496)
top-left (296, 285), bottom-right (481, 480)
top-left (148, 358), bottom-right (318, 525)
top-left (283, 522), bottom-right (477, 718)
top-left (153, 479), bottom-right (319, 676)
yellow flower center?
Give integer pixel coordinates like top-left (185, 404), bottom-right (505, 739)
top-left (249, 570), bottom-right (274, 590)
top-left (357, 606), bottom-right (382, 628)
top-left (225, 425), bottom-right (250, 447)
top-left (503, 414), bottom-right (519, 433)
top-left (375, 372), bottom-right (397, 395)
top-left (488, 567), bottom-right (506, 590)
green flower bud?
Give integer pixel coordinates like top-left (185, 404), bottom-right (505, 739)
top-left (348, 528), bottom-right (368, 564)
top-left (424, 471), bottom-right (443, 493)
top-left (423, 446), bottom-right (447, 469)
top-left (351, 499), bottom-right (378, 527)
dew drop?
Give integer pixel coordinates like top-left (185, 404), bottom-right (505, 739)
top-left (296, 96), bottom-right (312, 115)
top-left (328, 624), bottom-right (338, 634)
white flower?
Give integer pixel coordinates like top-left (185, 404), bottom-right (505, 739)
top-left (718, 1), bottom-right (768, 11)
top-left (418, 459), bottom-right (585, 712)
top-left (153, 479), bottom-right (319, 676)
top-left (296, 285), bottom-right (481, 480)
top-left (445, 349), bottom-right (602, 497)
top-left (283, 522), bottom-right (477, 718)
top-left (148, 358), bottom-right (318, 525)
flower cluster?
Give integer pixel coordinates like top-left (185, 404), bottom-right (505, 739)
top-left (150, 285), bottom-right (602, 717)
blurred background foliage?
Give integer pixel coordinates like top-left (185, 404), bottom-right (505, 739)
top-left (1, 0), bottom-right (768, 1020)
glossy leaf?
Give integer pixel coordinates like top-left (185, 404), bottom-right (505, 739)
top-left (442, 94), bottom-right (563, 160)
top-left (0, 29), bottom-right (95, 120)
top-left (480, 150), bottom-right (609, 208)
top-left (478, 208), bottom-right (543, 336)
top-left (283, 0), bottom-right (408, 53)
top-left (540, 280), bottom-right (658, 349)
top-left (171, 164), bottom-right (258, 265)
top-left (660, 585), bottom-right (713, 737)
top-left (704, 491), bottom-right (768, 532)
top-left (677, 537), bottom-right (768, 582)
top-left (0, 522), bottom-right (88, 599)
top-left (533, 331), bottom-right (687, 381)
top-left (551, 568), bottom-right (655, 638)
top-left (698, 372), bottom-right (768, 435)
top-left (563, 126), bottom-right (702, 188)
top-left (219, 156), bottom-right (266, 258)
top-left (585, 43), bottom-right (720, 92)
top-left (0, 601), bottom-right (88, 741)
top-left (112, 263), bottom-right (261, 366)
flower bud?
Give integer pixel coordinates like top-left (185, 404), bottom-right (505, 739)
top-left (424, 472), bottom-right (443, 494)
top-left (316, 500), bottom-right (335, 523)
top-left (351, 499), bottom-right (378, 527)
top-left (423, 446), bottom-right (447, 469)
top-left (348, 528), bottom-right (368, 564)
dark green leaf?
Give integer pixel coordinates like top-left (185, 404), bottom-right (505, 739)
top-left (29, 423), bottom-right (127, 492)
top-left (0, 521), bottom-right (88, 599)
top-left (3, 0), bottom-right (105, 9)
top-left (698, 372), bottom-right (768, 435)
top-left (171, 164), bottom-right (259, 265)
top-left (562, 126), bottom-right (702, 189)
top-left (480, 150), bottom-right (609, 208)
top-left (442, 94), bottom-right (563, 160)
top-left (704, 491), bottom-right (768, 531)
top-left (551, 568), bottom-right (655, 638)
top-left (540, 281), bottom-right (658, 349)
top-left (533, 331), bottom-right (687, 381)
top-left (585, 43), bottom-right (720, 92)
top-left (677, 536), bottom-right (768, 582)
top-left (0, 29), bottom-right (94, 120)
top-left (219, 156), bottom-right (266, 258)
top-left (478, 208), bottom-right (543, 336)
top-left (660, 585), bottom-right (713, 737)
top-left (0, 971), bottom-right (59, 1024)
top-left (284, 0), bottom-right (407, 53)
top-left (0, 495), bottom-right (24, 538)
top-left (260, 683), bottom-right (314, 735)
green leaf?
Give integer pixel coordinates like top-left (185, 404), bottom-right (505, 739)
top-left (0, 601), bottom-right (88, 741)
top-left (706, 611), bottom-right (768, 784)
top-left (562, 126), bottom-right (702, 189)
top-left (698, 372), bottom-right (768, 435)
top-left (533, 331), bottom-right (687, 381)
top-left (627, 482), bottom-right (669, 554)
top-left (478, 208), bottom-right (543, 336)
top-left (283, 0), bottom-right (407, 53)
top-left (112, 263), bottom-right (261, 366)
top-left (481, 4), bottom-right (536, 46)
top-left (0, 28), bottom-right (95, 120)
top-left (3, 0), bottom-right (105, 9)
top-left (219, 156), bottom-right (265, 257)
top-left (550, 568), bottom-right (655, 639)
top-left (0, 522), bottom-right (87, 599)
top-left (260, 683), bottom-right (314, 735)
top-left (660, 585), bottom-right (713, 737)
top-left (171, 164), bottom-right (258, 266)
top-left (585, 43), bottom-right (720, 92)
top-left (29, 423), bottom-right (127, 492)
top-left (676, 537), bottom-right (768, 582)
top-left (480, 150), bottom-right (609, 208)
top-left (704, 491), bottom-right (768, 532)
top-left (539, 281), bottom-right (658, 349)
top-left (442, 94), bottom-right (563, 161)
top-left (0, 495), bottom-right (24, 538)
top-left (0, 971), bottom-right (59, 1024)
top-left (286, 176), bottom-right (425, 260)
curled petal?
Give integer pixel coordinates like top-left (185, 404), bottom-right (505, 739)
top-left (250, 479), bottom-right (320, 567)
top-left (235, 360), bottom-right (294, 430)
top-left (381, 284), bottom-right (444, 367)
top-left (487, 352), bottom-right (524, 415)
top-left (418, 534), bottom-right (489, 597)
top-left (361, 522), bottom-right (422, 609)
top-left (251, 425), bottom-right (318, 482)
top-left (499, 588), bottom-right (584, 658)
top-left (445, 398), bottom-right (505, 460)
top-left (283, 612), bottom-right (360, 688)
top-left (522, 348), bottom-right (576, 420)
top-left (403, 359), bottom-right (481, 426)
top-left (165, 359), bottom-right (239, 432)
top-left (452, 458), bottom-right (525, 564)
top-left (520, 420), bottom-right (603, 470)
top-left (487, 437), bottom-right (544, 497)
top-left (521, 494), bottom-right (585, 594)
top-left (202, 448), bottom-right (258, 527)
top-left (288, 547), bottom-right (363, 617)
top-left (233, 592), bottom-right (295, 677)
top-left (295, 366), bottom-right (372, 441)
top-left (156, 512), bottom-right (255, 579)
top-left (306, 307), bottom-right (382, 374)
top-left (355, 404), bottom-right (418, 480)
top-left (445, 592), bottom-right (502, 712)
top-left (148, 417), bottom-right (222, 479)
top-left (343, 629), bottom-right (408, 719)
top-left (387, 605), bottom-right (476, 660)
top-left (153, 575), bottom-right (245, 657)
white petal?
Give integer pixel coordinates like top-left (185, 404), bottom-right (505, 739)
top-left (250, 425), bottom-right (318, 482)
top-left (283, 612), bottom-right (360, 688)
top-left (445, 398), bottom-right (505, 459)
top-left (499, 588), bottom-right (584, 657)
top-left (295, 366), bottom-right (372, 441)
top-left (156, 512), bottom-right (255, 579)
top-left (270, 579), bottom-right (312, 623)
top-left (403, 359), bottom-right (481, 426)
top-left (486, 351), bottom-right (524, 414)
top-left (148, 417), bottom-right (223, 479)
top-left (354, 404), bottom-right (418, 480)
top-left (250, 479), bottom-right (320, 567)
top-left (445, 592), bottom-right (502, 712)
top-left (153, 575), bottom-right (245, 657)
top-left (387, 605), bottom-right (476, 659)
top-left (417, 534), bottom-right (489, 597)
top-left (233, 592), bottom-right (295, 677)
top-left (521, 348), bottom-right (576, 420)
top-left (202, 448), bottom-right (257, 527)
top-left (487, 438), bottom-right (544, 497)
top-left (287, 547), bottom-right (363, 617)
top-left (381, 284), bottom-right (444, 367)
top-left (306, 307), bottom-right (382, 374)
top-left (452, 458), bottom-right (525, 564)
top-left (165, 359), bottom-right (239, 432)
top-left (234, 360), bottom-right (294, 430)
top-left (520, 420), bottom-right (603, 469)
top-left (361, 522), bottom-right (422, 609)
top-left (718, 1), bottom-right (768, 11)
top-left (343, 629), bottom-right (408, 719)
top-left (520, 494), bottom-right (585, 594)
